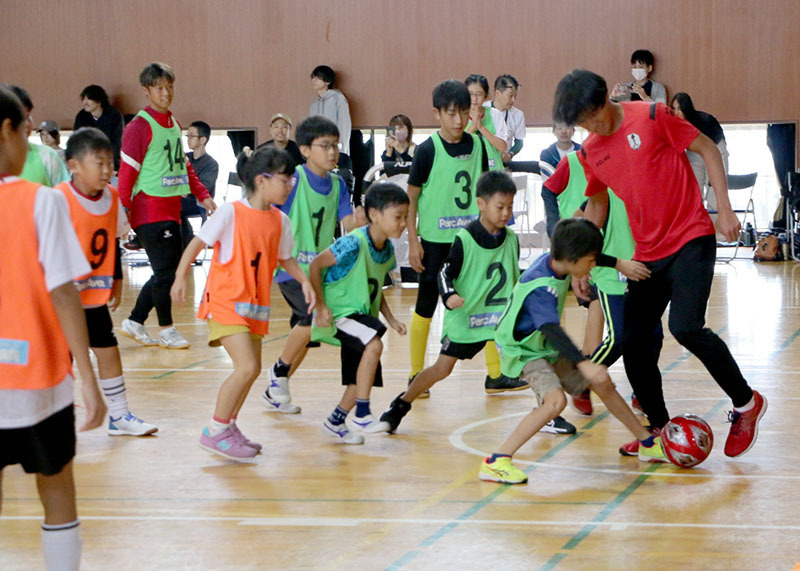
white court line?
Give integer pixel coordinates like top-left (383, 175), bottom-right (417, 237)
top-left (3, 515), bottom-right (798, 531)
top-left (448, 413), bottom-right (800, 481)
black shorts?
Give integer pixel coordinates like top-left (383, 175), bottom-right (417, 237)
top-left (576, 282), bottom-right (599, 309)
top-left (278, 279), bottom-right (314, 327)
top-left (440, 337), bottom-right (487, 360)
top-left (419, 239), bottom-right (451, 282)
top-left (0, 405), bottom-right (76, 476)
top-left (335, 314), bottom-right (387, 386)
top-left (85, 305), bottom-right (118, 348)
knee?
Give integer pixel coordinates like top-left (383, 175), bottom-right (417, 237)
top-left (365, 337), bottom-right (383, 356)
top-left (541, 390), bottom-right (567, 417)
top-left (237, 361), bottom-right (261, 381)
top-left (669, 324), bottom-right (705, 347)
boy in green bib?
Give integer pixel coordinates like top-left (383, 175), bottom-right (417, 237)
top-left (480, 219), bottom-right (666, 485)
top-left (309, 183), bottom-right (408, 444)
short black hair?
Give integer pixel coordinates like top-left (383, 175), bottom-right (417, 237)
top-left (0, 86), bottom-right (25, 129)
top-left (236, 145), bottom-right (295, 197)
top-left (5, 84), bottom-right (32, 111)
top-left (494, 74), bottom-right (520, 91)
top-left (65, 127), bottom-right (113, 162)
top-left (553, 69), bottom-right (608, 126)
top-left (311, 65), bottom-right (336, 89)
top-left (139, 62), bottom-right (175, 87)
top-left (465, 74), bottom-right (489, 95)
top-left (631, 49), bottom-right (655, 67)
top-left (476, 171), bottom-right (517, 200)
top-left (296, 115), bottom-right (339, 147)
top-left (190, 120), bottom-right (211, 142)
top-left (550, 218), bottom-right (603, 263)
top-left (79, 85), bottom-right (110, 109)
top-left (363, 182), bottom-right (409, 222)
top-left (432, 79), bottom-right (471, 111)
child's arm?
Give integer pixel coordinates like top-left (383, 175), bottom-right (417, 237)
top-left (50, 282), bottom-right (106, 431)
top-left (439, 236), bottom-right (464, 309)
top-left (109, 239), bottom-right (123, 311)
top-left (475, 109), bottom-right (508, 154)
top-left (308, 249), bottom-right (337, 327)
top-left (170, 237), bottom-right (206, 304)
top-left (380, 294), bottom-right (406, 335)
top-left (279, 257), bottom-right (316, 313)
top-left (406, 183), bottom-right (424, 272)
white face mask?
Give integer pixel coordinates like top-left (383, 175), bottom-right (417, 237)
top-left (394, 128), bottom-right (408, 143)
top-left (632, 68), bottom-right (648, 81)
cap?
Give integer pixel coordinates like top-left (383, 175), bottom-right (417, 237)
top-left (37, 120), bottom-right (59, 133)
top-left (269, 113), bottom-right (292, 127)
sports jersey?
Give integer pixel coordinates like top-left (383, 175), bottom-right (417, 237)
top-left (467, 108), bottom-right (508, 171)
top-left (20, 142), bottom-right (69, 187)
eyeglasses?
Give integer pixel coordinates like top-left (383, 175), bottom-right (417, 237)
top-left (186, 133), bottom-right (200, 139)
top-left (261, 173), bottom-right (297, 186)
top-left (311, 142), bottom-right (338, 152)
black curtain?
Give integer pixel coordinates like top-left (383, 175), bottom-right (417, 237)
top-left (227, 129), bottom-right (256, 157)
top-left (766, 123), bottom-right (796, 229)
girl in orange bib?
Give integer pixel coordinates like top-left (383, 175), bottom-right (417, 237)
top-left (172, 146), bottom-right (314, 461)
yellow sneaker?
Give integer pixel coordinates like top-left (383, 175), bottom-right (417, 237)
top-left (479, 456), bottom-right (528, 484)
top-left (638, 436), bottom-right (669, 463)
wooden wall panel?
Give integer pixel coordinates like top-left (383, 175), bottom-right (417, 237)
top-left (0, 0), bottom-right (797, 142)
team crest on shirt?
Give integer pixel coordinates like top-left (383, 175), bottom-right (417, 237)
top-left (627, 133), bottom-right (642, 150)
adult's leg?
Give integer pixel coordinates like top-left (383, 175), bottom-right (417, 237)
top-left (130, 221), bottom-right (182, 327)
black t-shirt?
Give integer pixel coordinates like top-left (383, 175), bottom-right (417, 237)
top-left (74, 107), bottom-right (125, 170)
top-left (630, 80), bottom-right (654, 102)
top-left (261, 139), bottom-right (305, 167)
top-left (407, 133), bottom-right (489, 188)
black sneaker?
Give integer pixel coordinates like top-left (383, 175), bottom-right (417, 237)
top-left (410, 374), bottom-right (429, 399)
top-left (484, 374), bottom-right (529, 394)
top-left (123, 236), bottom-right (142, 251)
top-left (540, 416), bottom-right (577, 435)
top-left (379, 393), bottom-right (412, 433)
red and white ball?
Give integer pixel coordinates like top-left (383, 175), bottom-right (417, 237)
top-left (660, 414), bottom-right (714, 468)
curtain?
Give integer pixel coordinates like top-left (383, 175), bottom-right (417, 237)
top-left (766, 123), bottom-right (796, 229)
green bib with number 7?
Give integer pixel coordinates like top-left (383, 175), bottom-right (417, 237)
top-left (417, 132), bottom-right (483, 244)
top-left (131, 110), bottom-right (190, 198)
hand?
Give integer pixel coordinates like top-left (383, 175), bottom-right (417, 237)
top-left (79, 379), bottom-right (107, 431)
top-left (408, 237), bottom-right (425, 273)
top-left (445, 294), bottom-right (464, 309)
top-left (571, 275), bottom-right (590, 301)
top-left (502, 151), bottom-right (513, 163)
top-left (108, 279), bottom-right (123, 311)
top-left (389, 318), bottom-right (407, 335)
top-left (577, 360), bottom-right (611, 387)
top-left (170, 275), bottom-right (188, 304)
top-left (631, 84), bottom-right (648, 100)
top-left (301, 280), bottom-right (316, 313)
top-left (202, 197), bottom-right (217, 215)
top-left (610, 83), bottom-right (626, 98)
top-left (616, 259), bottom-right (651, 281)
top-left (386, 136), bottom-right (397, 151)
top-left (315, 304), bottom-right (333, 328)
top-left (716, 208), bottom-right (742, 242)
top-left (470, 106), bottom-right (484, 126)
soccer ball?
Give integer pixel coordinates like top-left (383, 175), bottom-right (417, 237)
top-left (660, 414), bottom-right (714, 468)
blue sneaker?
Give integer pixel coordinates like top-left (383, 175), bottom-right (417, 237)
top-left (107, 412), bottom-right (158, 436)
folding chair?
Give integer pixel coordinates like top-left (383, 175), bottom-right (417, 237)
top-left (711, 172), bottom-right (757, 262)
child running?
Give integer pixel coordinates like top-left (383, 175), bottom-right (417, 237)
top-left (56, 127), bottom-right (157, 436)
top-left (310, 182), bottom-right (409, 444)
top-left (480, 219), bottom-right (665, 485)
top-left (171, 146), bottom-right (314, 461)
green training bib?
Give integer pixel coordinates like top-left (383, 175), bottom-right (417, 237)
top-left (590, 188), bottom-right (635, 295)
top-left (132, 111), bottom-right (190, 198)
top-left (288, 166), bottom-right (341, 275)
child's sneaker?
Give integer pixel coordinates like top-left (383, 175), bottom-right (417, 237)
top-left (484, 374), bottom-right (529, 394)
top-left (379, 393), bottom-right (411, 433)
top-left (230, 423), bottom-right (262, 452)
top-left (540, 416), bottom-right (576, 434)
top-left (724, 390), bottom-right (767, 457)
top-left (266, 367), bottom-right (291, 404)
top-left (409, 374), bottom-right (429, 399)
top-left (638, 436), bottom-right (669, 463)
top-left (107, 412), bottom-right (158, 436)
top-left (120, 319), bottom-right (158, 346)
top-left (620, 427), bottom-right (661, 457)
top-left (158, 326), bottom-right (190, 350)
top-left (261, 390), bottom-right (301, 414)
top-left (322, 419), bottom-right (364, 444)
top-left (573, 389), bottom-right (593, 415)
top-left (200, 426), bottom-right (258, 461)
top-left (350, 414), bottom-right (391, 434)
top-left (479, 456), bottom-right (528, 484)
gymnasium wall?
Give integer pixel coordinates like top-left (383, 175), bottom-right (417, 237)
top-left (1, 0), bottom-right (798, 143)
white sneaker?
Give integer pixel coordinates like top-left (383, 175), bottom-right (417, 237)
top-left (108, 412), bottom-right (158, 436)
top-left (267, 366), bottom-right (291, 404)
top-left (120, 319), bottom-right (158, 346)
top-left (261, 390), bottom-right (301, 414)
top-left (322, 420), bottom-right (364, 444)
top-left (349, 414), bottom-right (391, 434)
top-left (158, 326), bottom-right (190, 349)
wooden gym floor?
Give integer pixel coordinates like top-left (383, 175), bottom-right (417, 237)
top-left (2, 253), bottom-right (799, 570)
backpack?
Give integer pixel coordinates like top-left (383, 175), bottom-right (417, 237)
top-left (754, 234), bottom-right (782, 261)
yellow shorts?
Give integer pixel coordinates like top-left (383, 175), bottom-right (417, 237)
top-left (207, 319), bottom-right (263, 347)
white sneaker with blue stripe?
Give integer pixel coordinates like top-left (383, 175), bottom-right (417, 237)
top-left (108, 412), bottom-right (158, 436)
top-left (322, 419), bottom-right (364, 444)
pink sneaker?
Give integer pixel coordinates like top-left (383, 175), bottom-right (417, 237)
top-left (724, 391), bottom-right (767, 457)
top-left (200, 426), bottom-right (258, 461)
top-left (230, 422), bottom-right (262, 452)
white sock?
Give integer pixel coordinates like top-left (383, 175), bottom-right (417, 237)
top-left (41, 520), bottom-right (82, 571)
top-left (208, 418), bottom-right (230, 436)
top-left (99, 375), bottom-right (129, 419)
top-left (734, 396), bottom-right (755, 413)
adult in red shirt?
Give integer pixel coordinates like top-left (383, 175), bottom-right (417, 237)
top-left (552, 69), bottom-right (765, 459)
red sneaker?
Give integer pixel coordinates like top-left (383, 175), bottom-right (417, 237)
top-left (573, 389), bottom-right (593, 415)
top-left (619, 427), bottom-right (660, 457)
top-left (724, 391), bottom-right (767, 457)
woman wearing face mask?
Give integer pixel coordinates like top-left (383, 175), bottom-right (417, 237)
top-left (611, 49), bottom-right (667, 104)
top-left (381, 114), bottom-right (416, 163)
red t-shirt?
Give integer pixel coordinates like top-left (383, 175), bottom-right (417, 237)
top-left (543, 155), bottom-right (570, 195)
top-left (579, 102), bottom-right (714, 261)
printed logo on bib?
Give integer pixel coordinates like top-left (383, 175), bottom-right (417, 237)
top-left (296, 251), bottom-right (317, 264)
top-left (488, 158), bottom-right (495, 168)
top-left (469, 312), bottom-right (503, 328)
top-left (0, 339), bottom-right (29, 365)
top-left (438, 214), bottom-right (478, 230)
top-left (162, 174), bottom-right (189, 187)
top-left (74, 275), bottom-right (114, 291)
top-left (627, 133), bottom-right (641, 150)
top-left (235, 302), bottom-right (271, 322)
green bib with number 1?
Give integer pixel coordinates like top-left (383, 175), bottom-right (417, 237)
top-left (132, 110), bottom-right (190, 198)
top-left (288, 166), bottom-right (341, 275)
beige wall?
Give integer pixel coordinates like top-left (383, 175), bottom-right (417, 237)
top-left (1, 0), bottom-right (798, 143)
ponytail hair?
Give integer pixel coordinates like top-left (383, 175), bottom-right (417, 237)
top-left (235, 145), bottom-right (295, 197)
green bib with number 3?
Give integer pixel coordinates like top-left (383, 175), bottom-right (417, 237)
top-left (288, 166), bottom-right (341, 275)
top-left (417, 132), bottom-right (483, 243)
top-left (131, 110), bottom-right (190, 198)
top-left (442, 227), bottom-right (519, 343)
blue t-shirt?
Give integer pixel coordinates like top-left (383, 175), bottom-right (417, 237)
top-left (515, 253), bottom-right (564, 337)
top-left (325, 226), bottom-right (395, 283)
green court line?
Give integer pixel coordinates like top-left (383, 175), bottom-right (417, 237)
top-left (153, 333), bottom-right (289, 379)
top-left (776, 327), bottom-right (800, 353)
